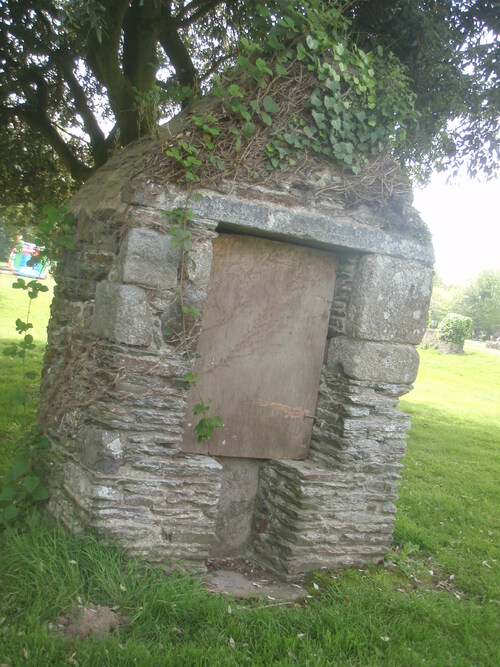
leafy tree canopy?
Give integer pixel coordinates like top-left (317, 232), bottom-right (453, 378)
top-left (0, 0), bottom-right (498, 217)
top-left (458, 269), bottom-right (500, 338)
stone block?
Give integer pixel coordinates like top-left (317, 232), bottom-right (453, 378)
top-left (327, 336), bottom-right (420, 384)
top-left (79, 427), bottom-right (125, 474)
top-left (251, 459), bottom-right (400, 578)
top-left (347, 255), bottom-right (433, 344)
top-left (92, 282), bottom-right (152, 345)
top-left (115, 228), bottom-right (180, 289)
top-left (210, 458), bottom-right (262, 557)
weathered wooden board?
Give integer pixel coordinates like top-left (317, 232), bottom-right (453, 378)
top-left (182, 234), bottom-right (337, 459)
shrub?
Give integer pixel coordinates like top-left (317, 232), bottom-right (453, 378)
top-left (438, 313), bottom-right (473, 344)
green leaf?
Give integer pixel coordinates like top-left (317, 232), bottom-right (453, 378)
top-left (296, 43), bottom-right (307, 61)
top-left (182, 305), bottom-right (200, 318)
top-left (312, 111), bottom-right (326, 126)
top-left (228, 84), bottom-right (244, 99)
top-left (23, 475), bottom-right (41, 494)
top-left (0, 484), bottom-right (17, 501)
top-left (306, 35), bottom-right (319, 50)
top-left (0, 504), bottom-right (21, 523)
top-left (236, 55), bottom-right (250, 69)
top-left (255, 58), bottom-right (272, 75)
top-left (15, 319), bottom-right (33, 333)
top-left (275, 62), bottom-right (287, 76)
top-left (260, 112), bottom-right (272, 126)
top-left (263, 96), bottom-right (279, 114)
top-left (242, 122), bottom-right (256, 138)
top-left (32, 485), bottom-right (49, 502)
top-left (324, 96), bottom-right (337, 111)
top-left (5, 454), bottom-right (30, 481)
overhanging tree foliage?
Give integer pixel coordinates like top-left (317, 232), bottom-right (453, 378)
top-left (458, 269), bottom-right (500, 338)
top-left (0, 0), bottom-right (498, 215)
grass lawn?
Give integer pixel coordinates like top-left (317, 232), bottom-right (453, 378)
top-left (0, 274), bottom-right (499, 666)
top-left (0, 272), bottom-right (55, 473)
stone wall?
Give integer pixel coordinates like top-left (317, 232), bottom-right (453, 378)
top-left (251, 252), bottom-right (432, 578)
top-left (39, 139), bottom-right (433, 577)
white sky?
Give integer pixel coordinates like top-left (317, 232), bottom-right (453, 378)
top-left (413, 173), bottom-right (499, 285)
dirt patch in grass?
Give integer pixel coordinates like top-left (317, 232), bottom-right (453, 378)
top-left (52, 603), bottom-right (129, 639)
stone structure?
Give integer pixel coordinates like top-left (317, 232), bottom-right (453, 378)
top-left (420, 328), bottom-right (440, 349)
top-left (39, 133), bottom-right (434, 579)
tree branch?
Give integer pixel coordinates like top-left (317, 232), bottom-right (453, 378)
top-left (57, 59), bottom-right (108, 167)
top-left (13, 106), bottom-right (92, 182)
top-left (159, 4), bottom-right (198, 90)
top-left (175, 0), bottom-right (222, 27)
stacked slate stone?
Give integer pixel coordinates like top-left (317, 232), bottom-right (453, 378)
top-left (251, 254), bottom-right (432, 578)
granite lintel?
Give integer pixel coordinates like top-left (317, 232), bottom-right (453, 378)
top-left (125, 182), bottom-right (434, 265)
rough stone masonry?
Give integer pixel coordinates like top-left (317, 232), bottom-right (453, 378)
top-left (38, 134), bottom-right (434, 579)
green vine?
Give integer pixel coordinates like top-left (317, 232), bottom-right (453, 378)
top-left (164, 192), bottom-right (223, 445)
top-left (154, 0), bottom-right (418, 192)
top-left (0, 204), bottom-right (74, 528)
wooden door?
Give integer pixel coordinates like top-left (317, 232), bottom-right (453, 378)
top-left (182, 234), bottom-right (337, 459)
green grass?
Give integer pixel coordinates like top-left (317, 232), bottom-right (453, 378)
top-left (397, 345), bottom-right (500, 603)
top-left (0, 275), bottom-right (499, 665)
top-left (0, 271), bottom-right (55, 472)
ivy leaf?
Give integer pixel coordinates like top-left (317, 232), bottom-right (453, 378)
top-left (306, 35), bottom-right (319, 50)
top-left (236, 55), bottom-right (250, 69)
top-left (242, 122), bottom-right (256, 138)
top-left (255, 58), bottom-right (272, 75)
top-left (296, 42), bottom-right (307, 61)
top-left (263, 96), bottom-right (279, 114)
top-left (250, 100), bottom-right (260, 114)
top-left (324, 96), bottom-right (337, 110)
top-left (228, 83), bottom-right (244, 98)
top-left (312, 110), bottom-right (326, 126)
top-left (260, 112), bottom-right (272, 126)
